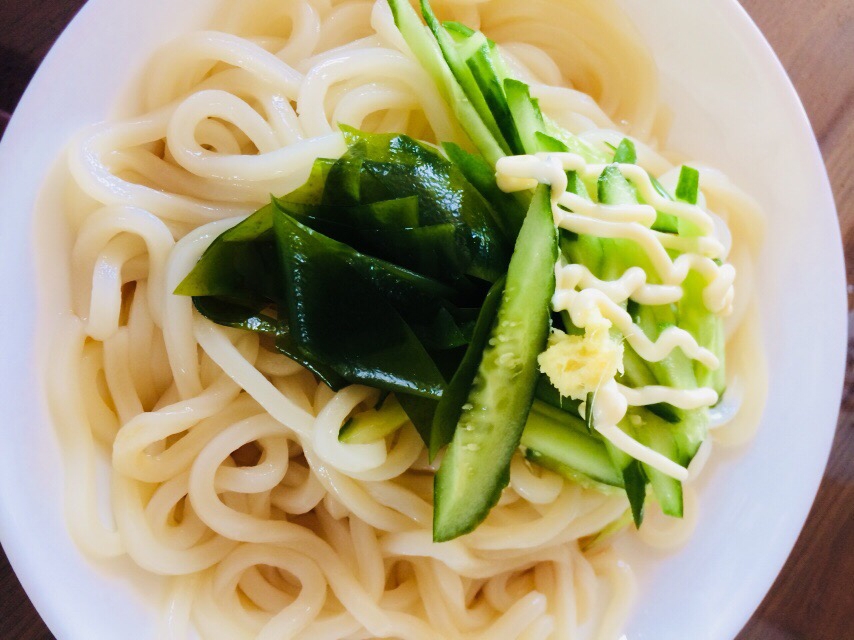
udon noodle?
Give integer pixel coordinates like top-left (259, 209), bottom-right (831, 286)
top-left (47, 0), bottom-right (766, 638)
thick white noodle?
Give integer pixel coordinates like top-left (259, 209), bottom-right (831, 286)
top-left (48, 0), bottom-right (765, 638)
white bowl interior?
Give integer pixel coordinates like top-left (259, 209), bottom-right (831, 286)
top-left (0, 1), bottom-right (844, 639)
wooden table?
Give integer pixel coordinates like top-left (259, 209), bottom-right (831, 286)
top-left (0, 1), bottom-right (851, 638)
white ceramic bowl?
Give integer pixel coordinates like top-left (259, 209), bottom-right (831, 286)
top-left (0, 1), bottom-right (844, 639)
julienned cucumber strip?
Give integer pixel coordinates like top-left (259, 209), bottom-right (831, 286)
top-left (525, 450), bottom-right (623, 494)
top-left (609, 137), bottom-right (678, 233)
top-left (675, 165), bottom-right (701, 238)
top-left (598, 421), bottom-right (647, 526)
top-left (619, 344), bottom-right (680, 423)
top-left (598, 164), bottom-right (652, 275)
top-left (419, 0), bottom-right (511, 155)
top-left (598, 166), bottom-right (706, 465)
top-left (466, 44), bottom-right (524, 155)
top-left (386, 0), bottom-right (505, 164)
top-left (534, 375), bottom-right (582, 416)
top-left (535, 132), bottom-right (569, 153)
top-left (674, 165), bottom-right (725, 393)
top-left (632, 412), bottom-right (684, 517)
top-left (598, 164), bottom-right (636, 206)
top-left (612, 138), bottom-right (637, 164)
top-left (623, 461), bottom-right (647, 527)
top-left (520, 404), bottom-right (623, 488)
top-left (633, 304), bottom-right (707, 462)
top-left (597, 164), bottom-right (685, 526)
top-left (441, 20), bottom-right (524, 155)
top-left (504, 79), bottom-right (547, 154)
top-left (675, 166), bottom-right (700, 206)
top-left (433, 185), bottom-right (557, 542)
top-left (542, 116), bottom-right (607, 163)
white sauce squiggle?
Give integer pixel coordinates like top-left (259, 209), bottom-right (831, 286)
top-left (497, 152), bottom-right (736, 479)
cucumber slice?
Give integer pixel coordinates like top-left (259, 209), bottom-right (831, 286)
top-left (634, 305), bottom-right (699, 398)
top-left (693, 309), bottom-right (725, 393)
top-left (598, 165), bottom-right (652, 275)
top-left (525, 450), bottom-right (622, 494)
top-left (338, 395), bottom-right (410, 444)
top-left (634, 304), bottom-right (707, 461)
top-left (430, 275), bottom-right (505, 459)
top-left (675, 165), bottom-right (700, 205)
top-left (598, 164), bottom-right (637, 206)
top-left (433, 185), bottom-right (558, 541)
top-left (504, 79), bottom-right (547, 154)
top-left (386, 0), bottom-right (505, 164)
top-left (631, 412), bottom-right (684, 517)
top-left (612, 138), bottom-right (637, 164)
top-left (619, 345), bottom-right (681, 424)
top-left (680, 272), bottom-right (725, 394)
top-left (419, 0), bottom-right (510, 155)
top-left (608, 138), bottom-right (678, 233)
top-left (620, 343), bottom-right (657, 387)
top-left (561, 236), bottom-right (603, 280)
top-left (647, 173), bottom-right (679, 233)
top-left (673, 165), bottom-right (725, 393)
top-left (605, 441), bottom-right (647, 527)
top-left (534, 375), bottom-right (582, 417)
top-left (535, 131), bottom-right (570, 153)
top-left (442, 21), bottom-right (524, 156)
top-left (542, 115), bottom-right (608, 163)
top-left (521, 406), bottom-right (623, 488)
top-left (649, 173), bottom-right (671, 198)
top-left (442, 20), bottom-right (477, 40)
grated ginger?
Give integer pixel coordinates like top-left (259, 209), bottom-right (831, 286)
top-left (537, 308), bottom-right (624, 401)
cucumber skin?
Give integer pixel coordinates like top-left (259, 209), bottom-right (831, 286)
top-left (525, 450), bottom-right (623, 495)
top-left (433, 185), bottom-right (557, 542)
top-left (430, 275), bottom-right (506, 460)
top-left (419, 0), bottom-right (510, 155)
top-left (522, 406), bottom-right (624, 488)
top-left (631, 413), bottom-right (684, 517)
top-left (386, 0), bottom-right (505, 164)
top-left (504, 79), bottom-right (546, 154)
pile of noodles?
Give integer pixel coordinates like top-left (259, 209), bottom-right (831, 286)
top-left (48, 0), bottom-right (765, 638)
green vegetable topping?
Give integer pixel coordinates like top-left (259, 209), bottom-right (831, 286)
top-left (173, 0), bottom-right (732, 544)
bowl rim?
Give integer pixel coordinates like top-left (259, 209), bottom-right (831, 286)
top-left (0, 0), bottom-right (845, 639)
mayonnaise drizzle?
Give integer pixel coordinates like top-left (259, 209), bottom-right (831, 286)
top-left (616, 383), bottom-right (718, 410)
top-left (554, 267), bottom-right (720, 369)
top-left (497, 152), bottom-right (736, 480)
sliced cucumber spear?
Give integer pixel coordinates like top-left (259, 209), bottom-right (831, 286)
top-left (610, 137), bottom-right (679, 232)
top-left (430, 275), bottom-right (506, 460)
top-left (419, 0), bottom-right (511, 155)
top-left (504, 79), bottom-right (548, 154)
top-left (386, 0), bottom-right (506, 164)
top-left (521, 402), bottom-right (624, 489)
top-left (632, 411), bottom-right (684, 517)
top-left (674, 165), bottom-right (726, 394)
top-left (433, 185), bottom-right (558, 541)
top-left (442, 21), bottom-right (525, 155)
